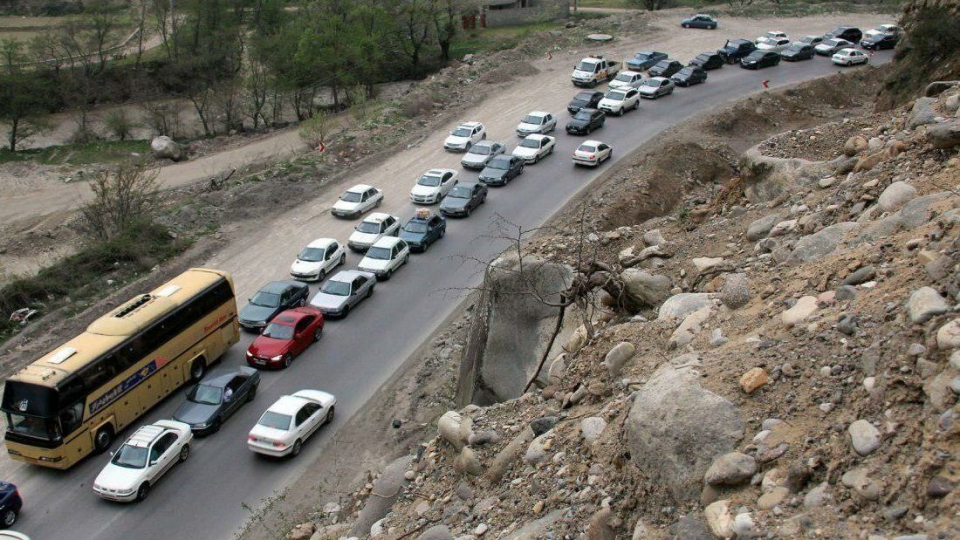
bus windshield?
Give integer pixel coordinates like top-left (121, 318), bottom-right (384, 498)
top-left (111, 444), bottom-right (148, 469)
top-left (5, 413), bottom-right (59, 441)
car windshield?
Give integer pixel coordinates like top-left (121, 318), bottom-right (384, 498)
top-left (356, 221), bottom-right (381, 233)
top-left (320, 280), bottom-right (351, 296)
top-left (487, 157), bottom-right (511, 170)
top-left (575, 60), bottom-right (596, 71)
top-left (298, 247), bottom-right (325, 262)
top-left (340, 191), bottom-right (362, 203)
top-left (365, 246), bottom-right (392, 260)
top-left (824, 39), bottom-right (842, 46)
top-left (451, 127), bottom-right (472, 137)
top-left (634, 52), bottom-right (652, 60)
top-left (262, 322), bottom-right (295, 340)
top-left (654, 61), bottom-right (670, 68)
top-left (470, 145), bottom-right (492, 156)
top-left (111, 444), bottom-right (148, 469)
top-left (745, 52), bottom-right (764, 60)
top-left (577, 144), bottom-right (598, 153)
top-left (640, 80), bottom-right (657, 88)
top-left (187, 383), bottom-right (223, 405)
top-left (574, 92), bottom-right (593, 102)
top-left (418, 174), bottom-right (442, 187)
top-left (677, 68), bottom-right (693, 76)
top-left (605, 90), bottom-right (627, 100)
top-left (519, 138), bottom-right (541, 149)
top-left (250, 291), bottom-right (280, 308)
top-left (258, 411), bottom-right (291, 431)
top-left (573, 111), bottom-right (592, 120)
top-left (448, 186), bottom-right (472, 198)
top-left (614, 73), bottom-right (633, 82)
top-left (801, 36), bottom-right (815, 43)
top-left (404, 221), bottom-right (429, 233)
top-left (757, 37), bottom-right (774, 45)
top-left (695, 54), bottom-right (710, 62)
top-left (522, 115), bottom-right (544, 125)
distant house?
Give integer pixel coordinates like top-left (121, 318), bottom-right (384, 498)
top-left (467, 0), bottom-right (569, 28)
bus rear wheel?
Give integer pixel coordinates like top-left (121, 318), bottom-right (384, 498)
top-left (93, 426), bottom-right (114, 454)
top-left (190, 359), bottom-right (206, 381)
top-left (136, 483), bottom-right (150, 502)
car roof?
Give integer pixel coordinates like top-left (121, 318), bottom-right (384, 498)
top-left (472, 140), bottom-right (496, 148)
top-left (199, 367), bottom-right (252, 387)
top-left (578, 108), bottom-right (600, 114)
top-left (524, 134), bottom-right (551, 141)
top-left (371, 236), bottom-right (403, 249)
top-left (269, 308), bottom-right (316, 327)
top-left (346, 183), bottom-right (374, 193)
top-left (458, 121), bottom-right (482, 128)
top-left (306, 237), bottom-right (337, 249)
top-left (362, 212), bottom-right (393, 223)
top-left (125, 423), bottom-right (169, 448)
top-left (647, 76), bottom-right (669, 82)
top-left (619, 69), bottom-right (642, 76)
top-left (580, 139), bottom-right (603, 146)
top-left (424, 168), bottom-right (456, 176)
top-left (638, 50), bottom-right (662, 55)
top-left (526, 110), bottom-right (550, 117)
top-left (261, 280), bottom-right (302, 293)
top-left (837, 48), bottom-right (857, 54)
top-left (330, 270), bottom-right (374, 282)
top-left (267, 395), bottom-right (314, 416)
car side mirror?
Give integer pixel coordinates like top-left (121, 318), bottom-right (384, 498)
top-left (149, 460), bottom-right (158, 466)
top-left (109, 451), bottom-right (115, 457)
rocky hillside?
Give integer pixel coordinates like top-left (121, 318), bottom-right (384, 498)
top-left (288, 76), bottom-right (960, 540)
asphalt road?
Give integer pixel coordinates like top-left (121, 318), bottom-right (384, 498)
top-left (0, 49), bottom-right (892, 540)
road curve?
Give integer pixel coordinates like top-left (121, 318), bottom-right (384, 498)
top-left (0, 46), bottom-right (892, 540)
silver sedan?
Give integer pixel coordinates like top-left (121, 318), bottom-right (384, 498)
top-left (308, 270), bottom-right (376, 317)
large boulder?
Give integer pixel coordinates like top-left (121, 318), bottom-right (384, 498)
top-left (621, 269), bottom-right (672, 308)
top-left (877, 182), bottom-right (917, 212)
top-left (899, 192), bottom-right (952, 229)
top-left (926, 120), bottom-right (960, 149)
top-left (908, 97), bottom-right (938, 129)
top-left (787, 222), bottom-right (859, 265)
top-left (626, 365), bottom-right (744, 501)
top-left (458, 253), bottom-right (574, 405)
top-left (746, 213), bottom-right (781, 241)
top-left (739, 146), bottom-right (829, 203)
top-left (658, 293), bottom-right (712, 320)
top-left (150, 135), bottom-right (184, 161)
top-left (349, 455), bottom-right (414, 536)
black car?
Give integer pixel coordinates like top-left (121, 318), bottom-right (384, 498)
top-left (740, 50), bottom-right (781, 69)
top-left (781, 43), bottom-right (814, 61)
top-left (440, 183), bottom-right (487, 217)
top-left (626, 50), bottom-right (668, 72)
top-left (565, 108), bottom-right (605, 135)
top-left (238, 281), bottom-right (309, 332)
top-left (689, 51), bottom-right (724, 70)
top-left (0, 482), bottom-right (22, 528)
top-left (173, 367), bottom-right (260, 435)
top-left (399, 212), bottom-right (446, 252)
top-left (671, 66), bottom-right (707, 87)
top-left (826, 26), bottom-right (863, 43)
top-left (567, 91), bottom-right (604, 114)
top-left (479, 155), bottom-right (524, 187)
top-left (648, 59), bottom-right (684, 78)
top-left (718, 38), bottom-right (756, 64)
top-left (861, 33), bottom-right (898, 50)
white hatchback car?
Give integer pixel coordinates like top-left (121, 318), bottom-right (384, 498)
top-left (358, 237), bottom-right (411, 280)
top-left (247, 390), bottom-right (336, 458)
top-left (410, 169), bottom-right (458, 205)
top-left (572, 140), bottom-right (612, 167)
top-left (598, 87), bottom-right (641, 116)
top-left (515, 111), bottom-right (557, 137)
top-left (93, 420), bottom-right (193, 503)
top-left (756, 37), bottom-right (791, 52)
top-left (512, 134), bottom-right (556, 164)
top-left (289, 238), bottom-right (346, 282)
top-left (832, 48), bottom-right (869, 66)
top-left (608, 70), bottom-right (645, 90)
top-left (444, 121), bottom-right (486, 152)
top-left (347, 212), bottom-right (400, 252)
top-left (332, 184), bottom-right (383, 219)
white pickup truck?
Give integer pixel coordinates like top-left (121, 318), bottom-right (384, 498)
top-left (571, 55), bottom-right (621, 88)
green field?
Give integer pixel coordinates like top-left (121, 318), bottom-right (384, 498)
top-left (0, 140), bottom-right (151, 166)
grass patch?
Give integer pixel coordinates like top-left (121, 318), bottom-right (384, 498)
top-left (0, 221), bottom-right (191, 341)
top-left (450, 20), bottom-right (567, 58)
top-left (0, 140), bottom-right (150, 166)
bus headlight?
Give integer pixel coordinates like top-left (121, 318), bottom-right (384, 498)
top-left (38, 456), bottom-right (62, 462)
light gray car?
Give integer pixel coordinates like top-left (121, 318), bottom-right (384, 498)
top-left (308, 270), bottom-right (376, 318)
top-left (461, 141), bottom-right (505, 170)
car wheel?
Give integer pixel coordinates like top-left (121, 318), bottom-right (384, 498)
top-left (211, 418), bottom-right (222, 434)
top-left (282, 354), bottom-right (292, 369)
top-left (136, 483), bottom-right (150, 502)
top-left (94, 425), bottom-right (114, 454)
top-left (465, 142), bottom-right (472, 152)
top-left (316, 269), bottom-right (325, 282)
top-left (375, 199), bottom-right (382, 208)
top-left (291, 439), bottom-right (303, 457)
top-left (298, 298), bottom-right (306, 307)
top-left (341, 305), bottom-right (350, 318)
top-left (439, 228), bottom-right (445, 237)
top-left (366, 287), bottom-right (374, 299)
top-left (385, 269), bottom-right (393, 280)
top-left (327, 406), bottom-right (336, 424)
top-left (1, 508), bottom-right (17, 528)
top-left (518, 165), bottom-right (524, 175)
top-left (532, 154), bottom-right (539, 164)
top-left (190, 359), bottom-right (206, 381)
top-left (179, 444), bottom-right (190, 462)
top-left (313, 327), bottom-right (323, 342)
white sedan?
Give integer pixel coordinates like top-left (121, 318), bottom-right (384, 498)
top-left (756, 37), bottom-right (791, 53)
top-left (832, 48), bottom-right (869, 66)
top-left (512, 134), bottom-right (556, 164)
top-left (608, 70), bottom-right (645, 90)
top-left (598, 87), bottom-right (641, 116)
top-left (247, 390), bottom-right (336, 458)
top-left (572, 140), bottom-right (612, 167)
top-left (515, 111), bottom-right (557, 137)
top-left (815, 38), bottom-right (853, 56)
top-left (347, 212), bottom-right (400, 252)
top-left (289, 238), bottom-right (346, 282)
top-left (410, 168), bottom-right (458, 205)
top-left (358, 237), bottom-right (410, 280)
top-left (331, 184), bottom-right (383, 219)
top-left (93, 420), bottom-right (193, 503)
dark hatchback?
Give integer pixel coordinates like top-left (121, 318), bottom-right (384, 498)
top-left (740, 50), bottom-right (781, 69)
top-left (648, 59), bottom-right (684, 78)
top-left (565, 108), bottom-right (605, 135)
top-left (238, 281), bottom-right (309, 332)
top-left (825, 26), bottom-right (863, 43)
top-left (718, 38), bottom-right (756, 64)
top-left (567, 91), bottom-right (604, 114)
top-left (173, 367), bottom-right (260, 435)
top-left (0, 482), bottom-right (21, 528)
top-left (440, 183), bottom-right (487, 217)
top-left (781, 43), bottom-right (814, 61)
top-left (479, 155), bottom-right (524, 187)
top-left (689, 51), bottom-right (724, 70)
top-left (861, 33), bottom-right (898, 50)
top-left (399, 213), bottom-right (446, 252)
top-left (671, 66), bottom-right (707, 87)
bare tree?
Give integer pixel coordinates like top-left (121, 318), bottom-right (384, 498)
top-left (81, 162), bottom-right (160, 241)
top-left (132, 0), bottom-right (152, 69)
top-left (212, 80), bottom-right (244, 134)
top-left (244, 59), bottom-right (270, 130)
top-left (298, 109), bottom-right (331, 149)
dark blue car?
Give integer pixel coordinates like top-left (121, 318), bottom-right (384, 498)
top-left (399, 211), bottom-right (446, 253)
top-left (0, 481), bottom-right (22, 528)
top-left (626, 51), bottom-right (668, 72)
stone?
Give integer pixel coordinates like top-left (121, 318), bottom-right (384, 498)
top-left (524, 432), bottom-right (553, 465)
top-left (621, 269), bottom-right (672, 308)
top-left (658, 293), bottom-right (712, 320)
top-left (837, 314), bottom-right (858, 336)
top-left (630, 519), bottom-right (652, 540)
top-left (350, 455), bottom-right (414, 536)
top-left (580, 417), bottom-right (607, 443)
top-left (704, 500), bottom-right (735, 539)
top-left (927, 476), bottom-right (955, 498)
top-left (924, 369), bottom-right (960, 411)
top-left (843, 266), bottom-right (876, 286)
top-left (758, 487), bottom-right (789, 509)
top-left (704, 452), bottom-right (757, 486)
top-left (417, 525), bottom-right (454, 540)
top-left (587, 508), bottom-right (615, 540)
top-left (626, 365), bottom-right (743, 501)
top-left (780, 515), bottom-right (814, 536)
top-left (782, 296), bottom-right (818, 327)
top-left (455, 447), bottom-right (483, 476)
top-left (438, 411), bottom-right (469, 450)
top-left (732, 513), bottom-right (757, 539)
top-left (503, 509), bottom-right (567, 540)
top-left (692, 257), bottom-right (725, 273)
top-left (899, 192), bottom-right (951, 229)
top-left (908, 97), bottom-right (938, 129)
top-left (289, 523), bottom-right (316, 540)
top-left (669, 306), bottom-right (713, 349)
top-left (485, 427), bottom-right (535, 483)
top-left (323, 502), bottom-right (342, 514)
top-left (843, 135), bottom-right (868, 156)
top-left (819, 176), bottom-right (838, 188)
top-left (769, 219), bottom-right (798, 237)
top-left (602, 342), bottom-right (636, 377)
top-left (468, 430), bottom-right (500, 446)
top-left (937, 319), bottom-right (960, 349)
top-left (906, 287), bottom-right (949, 323)
top-left (671, 514), bottom-right (713, 540)
top-left (530, 416), bottom-right (558, 436)
top-left (739, 368), bottom-right (769, 394)
top-left (877, 182), bottom-right (917, 212)
top-left (746, 214), bottom-right (781, 241)
top-left (643, 229), bottom-right (666, 246)
top-left (150, 136), bottom-right (184, 161)
top-left (803, 482), bottom-right (832, 508)
top-left (841, 467), bottom-right (881, 500)
top-left (848, 420), bottom-right (882, 456)
top-left (720, 273), bottom-right (750, 310)
top-left (926, 120), bottom-right (960, 149)
top-left (709, 328), bottom-right (729, 348)
top-left (788, 222), bottom-right (858, 264)
top-left (547, 354), bottom-right (567, 385)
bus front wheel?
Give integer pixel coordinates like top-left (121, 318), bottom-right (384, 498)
top-left (94, 426), bottom-right (114, 454)
top-left (190, 359), bottom-right (206, 381)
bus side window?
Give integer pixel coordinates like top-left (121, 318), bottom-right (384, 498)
top-left (59, 401), bottom-right (84, 435)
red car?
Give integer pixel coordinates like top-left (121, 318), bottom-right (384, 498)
top-left (246, 307), bottom-right (324, 369)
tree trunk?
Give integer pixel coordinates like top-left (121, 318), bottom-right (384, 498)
top-left (439, 40), bottom-right (451, 61)
top-left (8, 117), bottom-right (18, 152)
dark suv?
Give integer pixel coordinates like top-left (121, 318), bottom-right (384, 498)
top-left (567, 91), bottom-right (604, 114)
top-left (648, 60), bottom-right (684, 78)
top-left (689, 51), bottom-right (724, 70)
top-left (717, 39), bottom-right (756, 64)
top-left (826, 26), bottom-right (863, 43)
top-left (565, 108), bottom-right (605, 136)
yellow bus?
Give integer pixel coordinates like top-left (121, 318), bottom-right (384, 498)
top-left (2, 268), bottom-right (239, 469)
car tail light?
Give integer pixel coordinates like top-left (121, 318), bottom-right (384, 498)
top-left (248, 436), bottom-right (258, 442)
top-left (272, 441), bottom-right (286, 448)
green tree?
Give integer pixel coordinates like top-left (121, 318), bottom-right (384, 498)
top-left (0, 39), bottom-right (55, 152)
